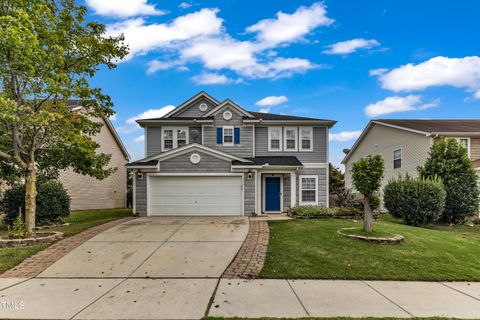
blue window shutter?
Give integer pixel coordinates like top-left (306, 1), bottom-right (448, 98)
top-left (234, 128), bottom-right (240, 144)
top-left (217, 128), bottom-right (223, 144)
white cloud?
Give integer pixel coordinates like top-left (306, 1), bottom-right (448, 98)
top-left (106, 8), bottom-right (223, 59)
top-left (258, 107), bottom-right (272, 113)
top-left (255, 96), bottom-right (288, 106)
top-left (179, 2), bottom-right (192, 9)
top-left (109, 114), bottom-right (117, 121)
top-left (134, 135), bottom-right (145, 143)
top-left (117, 105), bottom-right (176, 132)
top-left (246, 2), bottom-right (333, 47)
top-left (329, 130), bottom-right (362, 142)
top-left (86, 0), bottom-right (166, 17)
top-left (373, 56), bottom-right (480, 99)
top-left (369, 68), bottom-right (388, 76)
top-left (323, 38), bottom-right (380, 55)
top-left (191, 72), bottom-right (231, 85)
top-left (147, 60), bottom-right (183, 74)
top-left (364, 95), bottom-right (438, 118)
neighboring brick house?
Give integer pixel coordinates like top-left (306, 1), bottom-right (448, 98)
top-left (59, 113), bottom-right (130, 211)
top-left (127, 91), bottom-right (336, 216)
top-left (342, 120), bottom-right (480, 193)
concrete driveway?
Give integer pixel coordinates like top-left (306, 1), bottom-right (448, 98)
top-left (0, 216), bottom-right (249, 320)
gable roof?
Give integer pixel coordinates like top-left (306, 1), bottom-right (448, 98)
top-left (232, 156), bottom-right (302, 167)
top-left (341, 119), bottom-right (480, 164)
top-left (162, 91), bottom-right (220, 118)
top-left (202, 99), bottom-right (255, 118)
top-left (375, 119), bottom-right (480, 133)
top-left (139, 143), bottom-right (252, 163)
top-left (247, 112), bottom-right (332, 121)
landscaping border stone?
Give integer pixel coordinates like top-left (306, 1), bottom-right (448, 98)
top-left (337, 227), bottom-right (404, 244)
top-left (0, 217), bottom-right (134, 278)
top-left (0, 232), bottom-right (64, 248)
top-left (222, 220), bottom-right (269, 279)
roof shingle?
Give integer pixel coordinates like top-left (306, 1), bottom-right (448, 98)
top-left (376, 120), bottom-right (480, 133)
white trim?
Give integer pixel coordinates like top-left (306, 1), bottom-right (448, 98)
top-left (126, 165), bottom-right (158, 170)
top-left (299, 175), bottom-right (319, 205)
top-left (393, 147), bottom-right (402, 169)
top-left (142, 143), bottom-right (251, 163)
top-left (132, 170), bottom-right (136, 214)
top-left (163, 91), bottom-right (220, 118)
top-left (161, 127), bottom-right (189, 152)
top-left (144, 126), bottom-right (148, 158)
top-left (252, 125), bottom-right (256, 157)
top-left (299, 126), bottom-right (314, 152)
top-left (326, 126), bottom-right (329, 208)
top-left (202, 99), bottom-right (254, 118)
top-left (222, 125), bottom-right (234, 146)
top-left (283, 126), bottom-right (298, 151)
top-left (146, 173), bottom-right (244, 216)
top-left (268, 126), bottom-right (283, 151)
top-left (303, 163), bottom-right (329, 168)
top-left (201, 125), bottom-right (205, 145)
top-left (291, 172), bottom-right (296, 208)
top-left (253, 170), bottom-right (258, 215)
top-left (262, 174), bottom-right (283, 213)
top-left (455, 137), bottom-right (471, 157)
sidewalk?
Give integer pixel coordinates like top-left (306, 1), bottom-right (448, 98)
top-left (209, 279), bottom-right (480, 319)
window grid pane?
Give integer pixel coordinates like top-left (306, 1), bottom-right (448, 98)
top-left (271, 140), bottom-right (280, 149)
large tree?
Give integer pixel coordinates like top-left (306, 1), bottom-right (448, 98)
top-left (0, 0), bottom-right (128, 233)
top-left (418, 138), bottom-right (479, 223)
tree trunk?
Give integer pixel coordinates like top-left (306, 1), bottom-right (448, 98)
top-left (24, 168), bottom-right (37, 235)
top-left (363, 197), bottom-right (373, 233)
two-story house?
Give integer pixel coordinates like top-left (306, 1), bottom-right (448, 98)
top-left (343, 120), bottom-right (480, 193)
top-left (127, 91), bottom-right (336, 216)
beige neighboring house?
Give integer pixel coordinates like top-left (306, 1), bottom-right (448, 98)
top-left (342, 120), bottom-right (480, 194)
top-left (59, 111), bottom-right (130, 211)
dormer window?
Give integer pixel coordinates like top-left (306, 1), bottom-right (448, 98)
top-left (268, 127), bottom-right (282, 151)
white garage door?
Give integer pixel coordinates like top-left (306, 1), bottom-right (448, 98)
top-left (148, 176), bottom-right (242, 216)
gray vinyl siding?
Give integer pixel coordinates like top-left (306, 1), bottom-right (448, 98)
top-left (244, 172), bottom-right (256, 216)
top-left (175, 97), bottom-right (216, 118)
top-left (296, 168), bottom-right (328, 207)
top-left (135, 176), bottom-right (147, 216)
top-left (146, 126), bottom-right (162, 157)
top-left (160, 151), bottom-right (231, 173)
top-left (255, 127), bottom-right (328, 163)
top-left (145, 126), bottom-right (202, 157)
top-left (202, 107), bottom-right (254, 158)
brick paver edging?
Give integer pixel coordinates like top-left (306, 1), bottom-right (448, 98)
top-left (0, 217), bottom-right (134, 278)
top-left (223, 220), bottom-right (269, 279)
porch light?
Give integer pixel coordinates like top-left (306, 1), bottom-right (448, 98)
top-left (247, 171), bottom-right (253, 180)
top-left (136, 171), bottom-right (144, 180)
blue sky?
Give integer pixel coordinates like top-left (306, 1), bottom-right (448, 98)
top-left (82, 0), bottom-right (480, 166)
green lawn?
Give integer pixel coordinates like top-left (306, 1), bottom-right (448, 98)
top-left (260, 217), bottom-right (480, 281)
top-left (0, 208), bottom-right (132, 274)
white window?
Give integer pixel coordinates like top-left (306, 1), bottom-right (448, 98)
top-left (456, 137), bottom-right (471, 157)
top-left (268, 127), bottom-right (282, 151)
top-left (284, 127), bottom-right (297, 151)
top-left (300, 175), bottom-right (318, 205)
top-left (223, 126), bottom-right (234, 146)
top-left (161, 127), bottom-right (189, 151)
top-left (299, 127), bottom-right (313, 151)
top-left (393, 148), bottom-right (402, 169)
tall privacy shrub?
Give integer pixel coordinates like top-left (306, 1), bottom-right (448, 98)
top-left (384, 175), bottom-right (446, 226)
top-left (418, 138), bottom-right (479, 223)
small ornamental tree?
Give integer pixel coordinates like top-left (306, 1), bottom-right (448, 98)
top-left (0, 0), bottom-right (128, 234)
top-left (329, 163), bottom-right (345, 195)
top-left (351, 155), bottom-right (384, 232)
top-left (418, 138), bottom-right (479, 223)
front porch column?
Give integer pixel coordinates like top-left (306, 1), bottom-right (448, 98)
top-left (291, 172), bottom-right (296, 208)
top-left (256, 171), bottom-right (262, 214)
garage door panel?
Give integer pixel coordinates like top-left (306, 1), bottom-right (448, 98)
top-left (149, 176), bottom-right (242, 216)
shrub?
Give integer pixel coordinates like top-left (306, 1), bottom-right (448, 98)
top-left (9, 213), bottom-right (27, 239)
top-left (1, 180), bottom-right (71, 226)
top-left (384, 175), bottom-right (446, 226)
top-left (419, 138), bottom-right (479, 223)
top-left (290, 205), bottom-right (363, 218)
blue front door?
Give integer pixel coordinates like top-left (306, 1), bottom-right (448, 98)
top-left (265, 177), bottom-right (281, 211)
